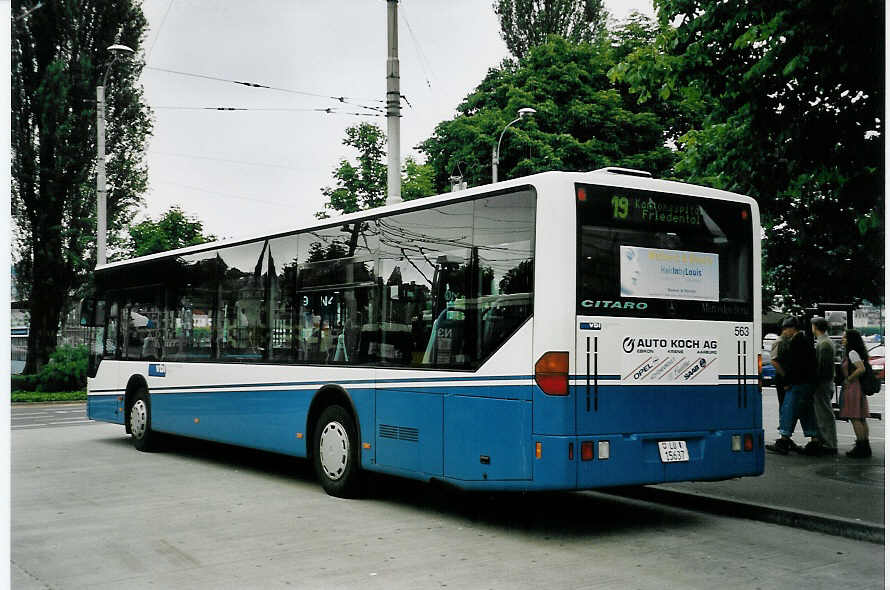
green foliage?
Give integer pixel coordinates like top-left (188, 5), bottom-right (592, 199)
top-left (318, 123), bottom-right (388, 218)
top-left (124, 206), bottom-right (216, 258)
top-left (494, 0), bottom-right (608, 59)
top-left (11, 373), bottom-right (39, 392)
top-left (12, 391), bottom-right (87, 403)
top-left (420, 28), bottom-right (682, 191)
top-left (12, 0), bottom-right (153, 371)
top-left (33, 345), bottom-right (89, 392)
top-left (317, 124), bottom-right (437, 218)
top-left (614, 0), bottom-right (884, 310)
top-left (401, 157), bottom-right (437, 202)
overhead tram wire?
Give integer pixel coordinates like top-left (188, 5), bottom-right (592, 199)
top-left (146, 0), bottom-right (175, 64)
top-left (145, 66), bottom-right (386, 114)
top-left (150, 150), bottom-right (311, 172)
top-left (152, 180), bottom-right (294, 210)
top-left (153, 105), bottom-right (384, 117)
top-left (399, 2), bottom-right (434, 90)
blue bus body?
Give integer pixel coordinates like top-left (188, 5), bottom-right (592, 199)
top-left (87, 170), bottom-right (764, 494)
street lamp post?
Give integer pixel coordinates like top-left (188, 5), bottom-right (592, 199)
top-left (492, 107), bottom-right (536, 184)
top-left (96, 43), bottom-right (134, 267)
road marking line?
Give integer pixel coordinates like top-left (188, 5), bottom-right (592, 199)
top-left (14, 416), bottom-right (84, 422)
top-left (47, 420), bottom-right (92, 425)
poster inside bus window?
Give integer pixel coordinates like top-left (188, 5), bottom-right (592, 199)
top-left (619, 245), bottom-right (719, 302)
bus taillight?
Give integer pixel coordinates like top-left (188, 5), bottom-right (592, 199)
top-left (535, 351), bottom-right (569, 396)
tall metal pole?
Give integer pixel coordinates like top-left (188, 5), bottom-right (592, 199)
top-left (493, 108), bottom-right (536, 184)
top-left (385, 0), bottom-right (401, 205)
top-left (95, 45), bottom-right (133, 267)
top-left (96, 85), bottom-right (107, 266)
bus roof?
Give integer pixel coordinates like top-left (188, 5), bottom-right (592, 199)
top-left (98, 169), bottom-right (756, 272)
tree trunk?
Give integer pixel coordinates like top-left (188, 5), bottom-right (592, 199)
top-left (23, 233), bottom-right (69, 374)
top-left (24, 291), bottom-right (64, 374)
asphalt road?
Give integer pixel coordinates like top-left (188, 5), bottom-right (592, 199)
top-left (11, 408), bottom-right (884, 589)
top-left (12, 403), bottom-right (91, 430)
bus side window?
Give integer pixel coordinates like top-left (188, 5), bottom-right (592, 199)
top-left (104, 302), bottom-right (119, 359)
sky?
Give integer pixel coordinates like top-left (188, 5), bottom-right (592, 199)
top-left (136, 0), bottom-right (656, 241)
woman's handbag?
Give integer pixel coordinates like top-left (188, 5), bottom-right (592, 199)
top-left (860, 361), bottom-right (881, 396)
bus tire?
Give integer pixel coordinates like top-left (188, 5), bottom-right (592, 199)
top-left (312, 404), bottom-right (361, 498)
top-left (128, 387), bottom-right (156, 452)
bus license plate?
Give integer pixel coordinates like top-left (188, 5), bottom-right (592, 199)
top-left (658, 441), bottom-right (689, 463)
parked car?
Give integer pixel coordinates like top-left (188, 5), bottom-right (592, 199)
top-left (868, 345), bottom-right (884, 381)
top-left (760, 334), bottom-right (779, 387)
top-left (761, 348), bottom-right (777, 387)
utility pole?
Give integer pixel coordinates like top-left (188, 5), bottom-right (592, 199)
top-left (96, 44), bottom-right (134, 267)
top-left (96, 85), bottom-right (107, 266)
top-left (385, 0), bottom-right (401, 205)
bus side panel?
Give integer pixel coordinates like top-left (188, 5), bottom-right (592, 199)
top-left (87, 394), bottom-right (124, 424)
top-left (87, 361), bottom-right (123, 424)
top-left (444, 396), bottom-right (532, 481)
top-left (149, 388), bottom-right (322, 456)
top-left (374, 388), bottom-right (443, 476)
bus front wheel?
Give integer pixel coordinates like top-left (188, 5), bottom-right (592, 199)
top-left (312, 405), bottom-right (361, 498)
top-left (128, 387), bottom-right (156, 452)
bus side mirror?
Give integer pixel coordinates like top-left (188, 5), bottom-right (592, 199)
top-left (79, 298), bottom-right (105, 327)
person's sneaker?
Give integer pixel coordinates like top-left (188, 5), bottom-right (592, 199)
top-left (766, 438), bottom-right (791, 455)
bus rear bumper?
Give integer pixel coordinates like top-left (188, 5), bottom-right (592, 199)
top-left (434, 430), bottom-right (765, 492)
top-left (572, 430), bottom-right (765, 489)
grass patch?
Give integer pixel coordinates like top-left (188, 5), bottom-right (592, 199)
top-left (12, 390), bottom-right (87, 403)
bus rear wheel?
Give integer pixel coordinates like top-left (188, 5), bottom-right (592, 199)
top-left (128, 387), bottom-right (156, 452)
top-left (312, 405), bottom-right (361, 498)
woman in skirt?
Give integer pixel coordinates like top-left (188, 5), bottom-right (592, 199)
top-left (839, 329), bottom-right (872, 458)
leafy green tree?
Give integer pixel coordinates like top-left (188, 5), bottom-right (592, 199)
top-left (493, 0), bottom-right (608, 59)
top-left (124, 206), bottom-right (216, 259)
top-left (12, 0), bottom-right (153, 372)
top-left (317, 123), bottom-right (437, 219)
top-left (318, 123), bottom-right (388, 218)
top-left (614, 0), bottom-right (884, 309)
top-left (419, 28), bottom-right (681, 192)
top-left (401, 157), bottom-right (437, 202)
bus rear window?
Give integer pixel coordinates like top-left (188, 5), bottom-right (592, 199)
top-left (577, 184), bottom-right (753, 321)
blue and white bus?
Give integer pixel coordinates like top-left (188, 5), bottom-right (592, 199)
top-left (85, 169), bottom-right (764, 497)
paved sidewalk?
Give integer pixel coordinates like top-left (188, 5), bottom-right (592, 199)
top-left (623, 388), bottom-right (885, 543)
top-left (658, 441), bottom-right (884, 527)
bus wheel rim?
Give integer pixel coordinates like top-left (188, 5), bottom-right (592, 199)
top-left (130, 399), bottom-right (147, 439)
top-left (319, 421), bottom-right (349, 480)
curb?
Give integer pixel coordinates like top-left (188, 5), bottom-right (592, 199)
top-left (605, 486), bottom-right (884, 544)
top-left (11, 401), bottom-right (87, 407)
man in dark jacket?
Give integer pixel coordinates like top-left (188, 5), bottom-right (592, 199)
top-left (766, 317), bottom-right (820, 454)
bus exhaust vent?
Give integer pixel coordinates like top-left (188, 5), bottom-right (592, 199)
top-left (379, 424), bottom-right (419, 443)
top-left (593, 167), bottom-right (653, 178)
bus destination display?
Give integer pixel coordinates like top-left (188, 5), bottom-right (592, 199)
top-left (610, 194), bottom-right (703, 227)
